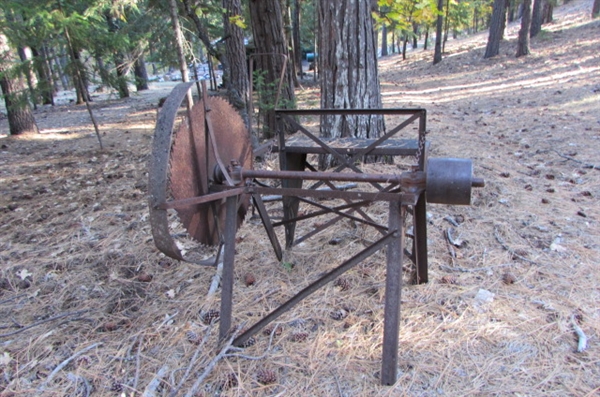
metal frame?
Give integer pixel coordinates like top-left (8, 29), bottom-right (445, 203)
top-left (148, 83), bottom-right (483, 386)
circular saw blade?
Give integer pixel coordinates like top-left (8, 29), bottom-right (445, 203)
top-left (169, 96), bottom-right (253, 246)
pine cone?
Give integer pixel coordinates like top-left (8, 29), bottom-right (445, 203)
top-left (110, 381), bottom-right (123, 392)
top-left (200, 309), bottom-right (220, 325)
top-left (244, 273), bottom-right (256, 286)
top-left (502, 272), bottom-right (517, 285)
top-left (330, 309), bottom-right (348, 321)
top-left (334, 277), bottom-right (351, 291)
top-left (241, 335), bottom-right (256, 348)
top-left (440, 275), bottom-right (457, 285)
top-left (256, 368), bottom-right (277, 385)
top-left (290, 332), bottom-right (308, 342)
top-left (186, 330), bottom-right (201, 345)
top-left (262, 325), bottom-right (282, 337)
top-left (220, 373), bottom-right (238, 390)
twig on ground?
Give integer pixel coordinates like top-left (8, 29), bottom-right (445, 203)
top-left (207, 258), bottom-right (224, 297)
top-left (331, 369), bottom-right (344, 397)
top-left (142, 364), bottom-right (170, 397)
top-left (157, 311), bottom-right (178, 330)
top-left (37, 342), bottom-right (102, 394)
top-left (0, 309), bottom-right (90, 338)
top-left (0, 293), bottom-right (27, 305)
top-left (183, 326), bottom-right (244, 397)
top-left (169, 324), bottom-right (214, 397)
top-left (133, 334), bottom-right (143, 391)
top-left (571, 316), bottom-right (588, 353)
top-left (440, 263), bottom-right (513, 273)
top-left (443, 216), bottom-right (460, 227)
top-left (551, 150), bottom-right (600, 170)
top-left (225, 324), bottom-right (280, 360)
top-left (494, 225), bottom-right (541, 265)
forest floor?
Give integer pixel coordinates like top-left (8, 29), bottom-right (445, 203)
top-left (1, 0), bottom-right (599, 396)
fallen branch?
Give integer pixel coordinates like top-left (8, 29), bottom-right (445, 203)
top-left (207, 250), bottom-right (224, 298)
top-left (494, 225), bottom-right (541, 266)
top-left (0, 309), bottom-right (90, 338)
top-left (169, 325), bottom-right (214, 397)
top-left (552, 150), bottom-right (600, 170)
top-left (183, 327), bottom-right (244, 397)
top-left (440, 263), bottom-right (513, 273)
top-left (571, 316), bottom-right (588, 353)
top-left (37, 342), bottom-right (102, 394)
top-left (133, 335), bottom-right (143, 391)
top-left (142, 364), bottom-right (170, 397)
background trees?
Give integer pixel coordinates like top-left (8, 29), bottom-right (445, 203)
top-left (0, 0), bottom-right (581, 137)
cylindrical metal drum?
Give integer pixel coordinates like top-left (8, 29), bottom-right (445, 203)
top-left (426, 158), bottom-right (474, 205)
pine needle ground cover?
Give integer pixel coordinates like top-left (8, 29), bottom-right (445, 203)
top-left (1, 0), bottom-right (598, 395)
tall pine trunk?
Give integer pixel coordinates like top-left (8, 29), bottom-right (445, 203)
top-left (0, 33), bottom-right (39, 135)
top-left (248, 0), bottom-right (296, 139)
top-left (433, 0), bottom-right (444, 64)
top-left (317, 0), bottom-right (384, 168)
top-left (530, 0), bottom-right (543, 37)
top-left (222, 0), bottom-right (251, 128)
top-left (484, 0), bottom-right (507, 58)
top-left (516, 0), bottom-right (532, 57)
top-left (134, 54), bottom-right (149, 91)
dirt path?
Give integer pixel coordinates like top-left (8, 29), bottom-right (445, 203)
top-left (0, 1), bottom-right (598, 395)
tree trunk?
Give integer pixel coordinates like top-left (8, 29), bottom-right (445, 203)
top-left (443, 0), bottom-right (450, 53)
top-left (134, 54), bottom-right (149, 91)
top-left (530, 0), bottom-right (542, 37)
top-left (222, 0), bottom-right (251, 128)
top-left (168, 0), bottom-right (191, 85)
top-left (0, 33), bottom-right (39, 135)
top-left (593, 0), bottom-right (600, 18)
top-left (541, 0), bottom-right (553, 23)
top-left (412, 22), bottom-right (419, 49)
top-left (500, 0), bottom-right (510, 39)
top-left (317, 0), bottom-right (384, 168)
top-left (433, 0), bottom-right (444, 64)
top-left (105, 12), bottom-right (130, 98)
top-left (424, 27), bottom-right (429, 50)
top-left (17, 47), bottom-right (38, 109)
top-left (381, 24), bottom-right (388, 56)
top-left (484, 0), bottom-right (506, 58)
top-left (248, 0), bottom-right (296, 139)
top-left (291, 0), bottom-right (303, 78)
top-left (516, 0), bottom-right (532, 57)
top-left (32, 46), bottom-right (54, 105)
top-left (71, 49), bottom-right (91, 104)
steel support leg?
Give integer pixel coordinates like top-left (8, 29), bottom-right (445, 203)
top-left (381, 202), bottom-right (404, 386)
top-left (219, 195), bottom-right (238, 340)
top-left (413, 192), bottom-right (428, 284)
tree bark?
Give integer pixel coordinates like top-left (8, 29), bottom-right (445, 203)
top-left (433, 0), bottom-right (444, 64)
top-left (0, 33), bottom-right (39, 135)
top-left (516, 0), bottom-right (532, 57)
top-left (317, 0), bottom-right (384, 168)
top-left (484, 0), bottom-right (506, 58)
top-left (222, 0), bottom-right (251, 128)
top-left (248, 0), bottom-right (296, 139)
top-left (134, 54), bottom-right (149, 91)
top-left (530, 0), bottom-right (542, 37)
top-left (105, 12), bottom-right (130, 98)
top-left (291, 0), bottom-right (303, 78)
top-left (593, 0), bottom-right (600, 18)
top-left (168, 0), bottom-right (192, 107)
top-left (32, 46), bottom-right (54, 105)
top-left (381, 24), bottom-right (388, 56)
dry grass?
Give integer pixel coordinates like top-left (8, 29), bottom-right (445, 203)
top-left (1, 0), bottom-right (599, 395)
